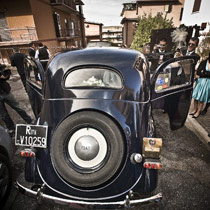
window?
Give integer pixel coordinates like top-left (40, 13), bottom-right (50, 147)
top-left (78, 20), bottom-right (80, 31)
top-left (192, 0), bottom-right (201, 13)
top-left (64, 68), bottom-right (123, 89)
top-left (179, 8), bottom-right (184, 21)
top-left (65, 18), bottom-right (70, 36)
top-left (70, 21), bottom-right (75, 36)
top-left (25, 59), bottom-right (42, 88)
top-left (155, 59), bottom-right (194, 93)
top-left (53, 12), bottom-right (61, 37)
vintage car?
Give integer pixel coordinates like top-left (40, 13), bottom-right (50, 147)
top-left (15, 47), bottom-right (195, 208)
top-left (0, 126), bottom-right (13, 209)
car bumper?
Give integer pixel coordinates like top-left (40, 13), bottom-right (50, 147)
top-left (16, 180), bottom-right (162, 209)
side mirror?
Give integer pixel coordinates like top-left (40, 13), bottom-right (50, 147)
top-left (154, 59), bottom-right (194, 93)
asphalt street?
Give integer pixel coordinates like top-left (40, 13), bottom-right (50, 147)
top-left (2, 70), bottom-right (210, 210)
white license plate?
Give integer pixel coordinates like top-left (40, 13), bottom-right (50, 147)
top-left (15, 124), bottom-right (48, 148)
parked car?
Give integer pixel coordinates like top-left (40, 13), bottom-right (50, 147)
top-left (15, 48), bottom-right (195, 209)
top-left (0, 126), bottom-right (13, 209)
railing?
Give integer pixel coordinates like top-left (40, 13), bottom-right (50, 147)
top-left (59, 28), bottom-right (79, 38)
top-left (50, 0), bottom-right (76, 10)
top-left (1, 27), bottom-right (38, 42)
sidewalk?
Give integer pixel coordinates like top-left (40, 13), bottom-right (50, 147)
top-left (185, 108), bottom-right (210, 151)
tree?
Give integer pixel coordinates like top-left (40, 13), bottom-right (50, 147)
top-left (131, 12), bottom-right (174, 51)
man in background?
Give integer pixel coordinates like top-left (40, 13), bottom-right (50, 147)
top-left (28, 42), bottom-right (36, 58)
top-left (35, 42), bottom-right (51, 71)
top-left (0, 64), bottom-right (32, 135)
top-left (10, 47), bottom-right (27, 89)
top-left (150, 38), bottom-right (173, 72)
top-left (175, 37), bottom-right (200, 64)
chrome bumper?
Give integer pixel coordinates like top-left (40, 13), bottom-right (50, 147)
top-left (16, 181), bottom-right (162, 209)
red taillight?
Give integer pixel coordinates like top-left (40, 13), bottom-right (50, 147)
top-left (143, 162), bottom-right (162, 170)
top-left (144, 163), bottom-right (151, 168)
top-left (156, 163), bottom-right (162, 169)
top-left (20, 149), bottom-right (35, 157)
top-left (151, 164), bottom-right (155, 169)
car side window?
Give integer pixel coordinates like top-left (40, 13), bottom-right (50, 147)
top-left (24, 59), bottom-right (42, 87)
top-left (64, 67), bottom-right (123, 89)
top-left (155, 59), bottom-right (194, 92)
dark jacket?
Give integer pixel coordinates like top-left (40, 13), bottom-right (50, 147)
top-left (38, 47), bottom-right (49, 60)
top-left (29, 48), bottom-right (35, 57)
top-left (183, 50), bottom-right (200, 64)
top-left (0, 76), bottom-right (11, 94)
top-left (197, 59), bottom-right (210, 78)
top-left (10, 53), bottom-right (26, 75)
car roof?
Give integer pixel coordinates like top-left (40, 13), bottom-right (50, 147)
top-left (48, 47), bottom-right (141, 76)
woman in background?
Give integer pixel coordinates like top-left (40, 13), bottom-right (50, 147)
top-left (190, 51), bottom-right (210, 118)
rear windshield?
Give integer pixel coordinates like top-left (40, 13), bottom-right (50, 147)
top-left (64, 67), bottom-right (123, 89)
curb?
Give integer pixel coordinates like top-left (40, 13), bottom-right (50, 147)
top-left (185, 115), bottom-right (210, 151)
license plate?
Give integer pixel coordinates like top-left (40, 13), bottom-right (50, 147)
top-left (142, 137), bottom-right (162, 158)
top-left (15, 124), bottom-right (48, 148)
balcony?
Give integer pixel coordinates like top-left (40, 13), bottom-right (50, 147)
top-left (50, 0), bottom-right (77, 13)
top-left (0, 27), bottom-right (38, 46)
top-left (57, 28), bottom-right (79, 40)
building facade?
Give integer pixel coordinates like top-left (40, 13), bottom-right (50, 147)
top-left (121, 0), bottom-right (185, 47)
top-left (0, 0), bottom-right (85, 64)
top-left (181, 0), bottom-right (209, 34)
top-left (84, 21), bottom-right (103, 43)
top-left (102, 26), bottom-right (123, 46)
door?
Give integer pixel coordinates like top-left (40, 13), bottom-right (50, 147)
top-left (24, 57), bottom-right (44, 118)
top-left (150, 56), bottom-right (196, 130)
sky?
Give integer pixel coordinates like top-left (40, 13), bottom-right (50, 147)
top-left (82, 0), bottom-right (130, 26)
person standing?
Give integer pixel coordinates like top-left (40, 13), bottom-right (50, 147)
top-left (175, 37), bottom-right (200, 64)
top-left (35, 42), bottom-right (51, 71)
top-left (0, 64), bottom-right (32, 135)
top-left (28, 42), bottom-right (36, 58)
top-left (174, 37), bottom-right (201, 116)
top-left (10, 47), bottom-right (27, 89)
top-left (190, 52), bottom-right (210, 118)
top-left (154, 38), bottom-right (173, 64)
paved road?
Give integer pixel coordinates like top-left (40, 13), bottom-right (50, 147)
top-left (3, 70), bottom-right (210, 210)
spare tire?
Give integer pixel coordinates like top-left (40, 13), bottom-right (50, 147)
top-left (51, 111), bottom-right (125, 188)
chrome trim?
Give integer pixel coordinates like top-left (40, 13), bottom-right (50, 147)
top-left (151, 86), bottom-right (193, 102)
top-left (16, 181), bottom-right (162, 208)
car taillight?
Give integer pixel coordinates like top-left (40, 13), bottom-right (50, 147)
top-left (143, 161), bottom-right (162, 170)
top-left (20, 149), bottom-right (35, 157)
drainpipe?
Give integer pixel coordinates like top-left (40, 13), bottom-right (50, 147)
top-left (78, 4), bottom-right (85, 48)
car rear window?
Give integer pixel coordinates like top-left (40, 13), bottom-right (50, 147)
top-left (64, 67), bottom-right (123, 89)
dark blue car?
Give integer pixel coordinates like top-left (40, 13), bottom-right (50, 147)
top-left (0, 126), bottom-right (13, 209)
top-left (15, 47), bottom-right (195, 208)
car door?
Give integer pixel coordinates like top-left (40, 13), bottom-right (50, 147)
top-left (24, 57), bottom-right (44, 118)
top-left (150, 56), bottom-right (196, 130)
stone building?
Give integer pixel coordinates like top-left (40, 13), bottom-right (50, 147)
top-left (0, 0), bottom-right (85, 64)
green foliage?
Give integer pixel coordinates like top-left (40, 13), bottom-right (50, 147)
top-left (131, 12), bottom-right (174, 51)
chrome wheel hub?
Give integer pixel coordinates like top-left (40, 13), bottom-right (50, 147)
top-left (68, 128), bottom-right (107, 168)
top-left (75, 136), bottom-right (99, 161)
